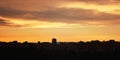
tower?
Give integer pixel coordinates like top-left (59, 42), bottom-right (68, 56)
top-left (52, 38), bottom-right (57, 44)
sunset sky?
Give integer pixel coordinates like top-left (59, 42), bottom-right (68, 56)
top-left (0, 0), bottom-right (120, 42)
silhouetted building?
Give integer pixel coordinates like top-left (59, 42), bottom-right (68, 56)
top-left (12, 41), bottom-right (18, 44)
top-left (37, 41), bottom-right (41, 44)
top-left (23, 41), bottom-right (28, 44)
top-left (52, 38), bottom-right (57, 44)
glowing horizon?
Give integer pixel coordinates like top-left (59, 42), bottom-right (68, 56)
top-left (0, 0), bottom-right (120, 42)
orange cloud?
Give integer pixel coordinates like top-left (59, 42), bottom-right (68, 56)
top-left (0, 0), bottom-right (120, 27)
top-left (73, 0), bottom-right (120, 5)
top-left (0, 7), bottom-right (120, 26)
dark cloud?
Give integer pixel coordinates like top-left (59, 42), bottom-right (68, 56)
top-left (33, 8), bottom-right (120, 24)
top-left (0, 7), bottom-right (120, 24)
top-left (0, 17), bottom-right (24, 27)
top-left (35, 8), bottom-right (120, 20)
top-left (0, 7), bottom-right (27, 18)
top-left (0, 18), bottom-right (10, 26)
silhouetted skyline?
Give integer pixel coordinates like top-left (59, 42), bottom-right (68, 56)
top-left (0, 39), bottom-right (120, 59)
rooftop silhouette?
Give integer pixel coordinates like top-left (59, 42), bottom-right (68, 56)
top-left (52, 38), bottom-right (57, 44)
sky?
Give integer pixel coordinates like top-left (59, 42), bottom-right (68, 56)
top-left (0, 0), bottom-right (120, 42)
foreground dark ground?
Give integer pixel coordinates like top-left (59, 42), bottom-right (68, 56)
top-left (0, 40), bottom-right (120, 60)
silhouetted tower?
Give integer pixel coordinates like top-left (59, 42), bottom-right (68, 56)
top-left (52, 38), bottom-right (57, 44)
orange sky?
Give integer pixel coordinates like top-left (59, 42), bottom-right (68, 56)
top-left (0, 0), bottom-right (120, 42)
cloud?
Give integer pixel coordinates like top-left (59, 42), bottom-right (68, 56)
top-left (0, 18), bottom-right (10, 26)
top-left (35, 8), bottom-right (120, 20)
top-left (0, 0), bottom-right (70, 11)
top-left (0, 17), bottom-right (25, 27)
top-left (35, 8), bottom-right (120, 24)
top-left (0, 7), bottom-right (27, 18)
top-left (0, 0), bottom-right (119, 12)
top-left (0, 7), bottom-right (120, 26)
top-left (73, 0), bottom-right (120, 5)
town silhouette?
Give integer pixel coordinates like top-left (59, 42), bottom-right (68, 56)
top-left (0, 38), bottom-right (120, 60)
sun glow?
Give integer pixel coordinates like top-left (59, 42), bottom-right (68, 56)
top-left (0, 0), bottom-right (120, 42)
top-left (58, 2), bottom-right (120, 13)
top-left (6, 18), bottom-right (82, 28)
